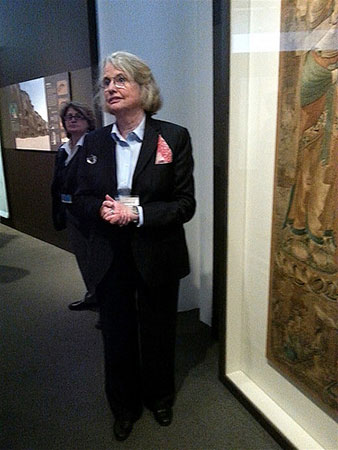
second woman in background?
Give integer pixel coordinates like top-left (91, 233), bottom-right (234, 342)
top-left (51, 101), bottom-right (97, 311)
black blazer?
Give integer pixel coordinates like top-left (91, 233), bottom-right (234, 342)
top-left (51, 146), bottom-right (83, 231)
top-left (72, 115), bottom-right (196, 287)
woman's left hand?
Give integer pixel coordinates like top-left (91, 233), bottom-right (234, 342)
top-left (100, 194), bottom-right (134, 226)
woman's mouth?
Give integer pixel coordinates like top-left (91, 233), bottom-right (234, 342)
top-left (107, 97), bottom-right (121, 104)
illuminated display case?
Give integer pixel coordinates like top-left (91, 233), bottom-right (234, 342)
top-left (223, 1), bottom-right (337, 449)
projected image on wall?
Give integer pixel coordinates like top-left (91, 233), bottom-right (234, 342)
top-left (2, 72), bottom-right (70, 152)
top-left (13, 77), bottom-right (50, 150)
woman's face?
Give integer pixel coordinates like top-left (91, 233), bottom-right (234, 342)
top-left (64, 107), bottom-right (89, 136)
top-left (102, 63), bottom-right (143, 116)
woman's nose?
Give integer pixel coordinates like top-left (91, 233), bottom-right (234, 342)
top-left (107, 80), bottom-right (117, 92)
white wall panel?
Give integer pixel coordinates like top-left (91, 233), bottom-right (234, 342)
top-left (96, 0), bottom-right (213, 324)
top-left (0, 135), bottom-right (9, 218)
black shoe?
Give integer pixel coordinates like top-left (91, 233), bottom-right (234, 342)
top-left (153, 407), bottom-right (173, 426)
top-left (68, 300), bottom-right (98, 311)
top-left (113, 419), bottom-right (134, 441)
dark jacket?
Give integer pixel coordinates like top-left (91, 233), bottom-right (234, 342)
top-left (51, 146), bottom-right (82, 231)
top-left (72, 115), bottom-right (196, 287)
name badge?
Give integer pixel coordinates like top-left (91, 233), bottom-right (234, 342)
top-left (61, 194), bottom-right (72, 204)
top-left (117, 195), bottom-right (140, 207)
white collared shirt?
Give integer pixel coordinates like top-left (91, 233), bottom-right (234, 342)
top-left (60, 134), bottom-right (86, 166)
top-left (111, 115), bottom-right (145, 193)
top-left (111, 115), bottom-right (146, 225)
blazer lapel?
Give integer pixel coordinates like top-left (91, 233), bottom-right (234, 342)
top-left (132, 117), bottom-right (159, 187)
top-left (101, 125), bottom-right (118, 195)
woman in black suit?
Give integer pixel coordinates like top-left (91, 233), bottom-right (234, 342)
top-left (73, 52), bottom-right (196, 442)
top-left (51, 101), bottom-right (97, 310)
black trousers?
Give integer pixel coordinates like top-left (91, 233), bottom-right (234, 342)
top-left (96, 241), bottom-right (179, 420)
top-left (67, 221), bottom-right (96, 300)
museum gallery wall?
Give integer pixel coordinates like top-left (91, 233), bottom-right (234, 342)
top-left (267, 0), bottom-right (337, 421)
top-left (0, 0), bottom-right (94, 248)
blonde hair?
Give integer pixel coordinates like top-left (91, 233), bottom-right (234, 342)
top-left (99, 51), bottom-right (162, 114)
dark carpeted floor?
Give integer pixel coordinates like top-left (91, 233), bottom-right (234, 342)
top-left (0, 224), bottom-right (282, 449)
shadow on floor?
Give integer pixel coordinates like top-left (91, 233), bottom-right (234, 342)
top-left (0, 265), bottom-right (30, 283)
top-left (0, 232), bottom-right (18, 248)
top-left (175, 309), bottom-right (215, 391)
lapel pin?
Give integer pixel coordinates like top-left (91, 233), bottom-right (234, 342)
top-left (86, 154), bottom-right (97, 164)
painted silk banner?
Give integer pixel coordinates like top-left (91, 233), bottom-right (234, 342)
top-left (267, 0), bottom-right (337, 420)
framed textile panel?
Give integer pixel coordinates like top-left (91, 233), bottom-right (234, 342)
top-left (267, 0), bottom-right (337, 420)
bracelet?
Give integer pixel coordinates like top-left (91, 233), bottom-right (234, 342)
top-left (131, 206), bottom-right (139, 223)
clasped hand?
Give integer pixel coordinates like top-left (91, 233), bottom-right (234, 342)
top-left (100, 194), bottom-right (137, 226)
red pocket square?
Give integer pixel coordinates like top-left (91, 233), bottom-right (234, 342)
top-left (155, 135), bottom-right (173, 164)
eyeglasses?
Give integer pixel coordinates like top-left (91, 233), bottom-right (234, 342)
top-left (100, 75), bottom-right (128, 90)
top-left (64, 113), bottom-right (85, 121)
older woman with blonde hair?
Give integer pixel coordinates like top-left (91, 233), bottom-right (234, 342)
top-left (73, 51), bottom-right (196, 442)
